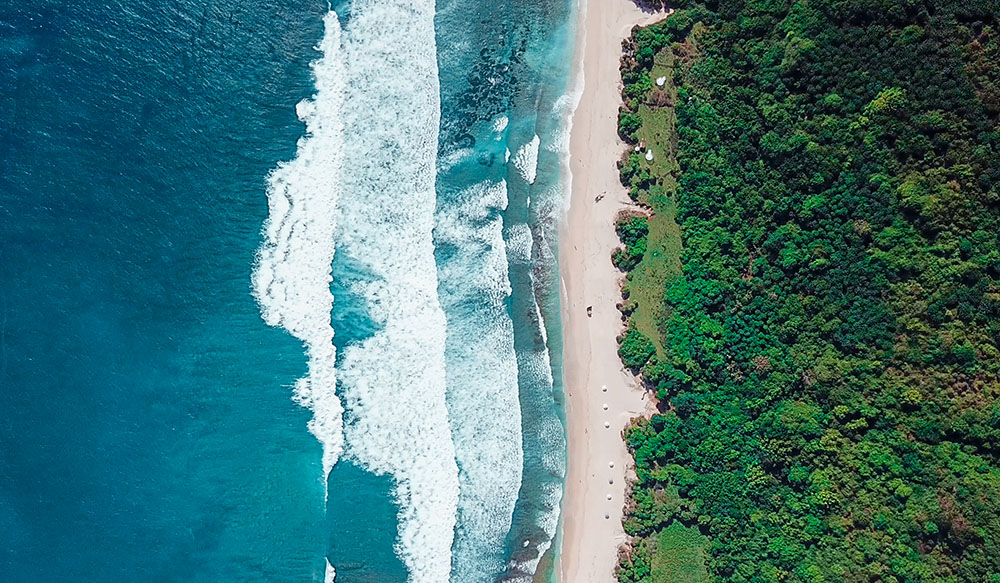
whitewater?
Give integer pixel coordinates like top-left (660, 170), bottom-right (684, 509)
top-left (436, 178), bottom-right (524, 583)
top-left (252, 10), bottom-right (346, 486)
top-left (252, 0), bottom-right (576, 581)
top-left (255, 2), bottom-right (459, 580)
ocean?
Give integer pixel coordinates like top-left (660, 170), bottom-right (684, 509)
top-left (0, 0), bottom-right (576, 582)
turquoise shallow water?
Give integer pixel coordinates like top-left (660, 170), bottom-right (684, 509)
top-left (0, 0), bottom-right (576, 581)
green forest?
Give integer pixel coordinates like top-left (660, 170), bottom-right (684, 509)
top-left (611, 1), bottom-right (1000, 582)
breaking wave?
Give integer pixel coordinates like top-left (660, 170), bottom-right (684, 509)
top-left (333, 1), bottom-right (459, 582)
top-left (252, 11), bottom-right (346, 483)
top-left (254, 1), bottom-right (577, 581)
top-left (512, 135), bottom-right (541, 184)
top-left (435, 179), bottom-right (523, 583)
top-left (255, 4), bottom-right (459, 582)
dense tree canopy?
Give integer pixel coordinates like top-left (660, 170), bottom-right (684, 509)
top-left (613, 1), bottom-right (1000, 582)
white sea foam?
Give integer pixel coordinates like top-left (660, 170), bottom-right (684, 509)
top-left (528, 184), bottom-right (563, 270)
top-left (507, 210), bottom-right (566, 581)
top-left (539, 416), bottom-right (567, 477)
top-left (324, 559), bottom-right (336, 583)
top-left (493, 115), bottom-right (509, 134)
top-left (437, 146), bottom-right (474, 173)
top-left (507, 347), bottom-right (565, 580)
top-left (555, 71), bottom-right (585, 215)
top-left (532, 297), bottom-right (548, 346)
top-left (332, 1), bottom-right (459, 582)
top-left (511, 481), bottom-right (564, 576)
top-left (435, 180), bottom-right (523, 583)
top-left (506, 223), bottom-right (533, 265)
top-left (512, 135), bottom-right (541, 184)
top-left (518, 329), bottom-right (559, 478)
top-left (545, 86), bottom-right (583, 155)
top-left (252, 11), bottom-right (346, 482)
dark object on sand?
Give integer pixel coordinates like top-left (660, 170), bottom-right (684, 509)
top-left (587, 306), bottom-right (593, 317)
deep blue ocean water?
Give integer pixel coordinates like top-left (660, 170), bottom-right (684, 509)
top-left (0, 0), bottom-right (575, 581)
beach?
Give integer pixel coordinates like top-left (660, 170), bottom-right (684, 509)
top-left (558, 0), bottom-right (666, 581)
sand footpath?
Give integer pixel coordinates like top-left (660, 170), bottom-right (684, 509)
top-left (557, 0), bottom-right (667, 581)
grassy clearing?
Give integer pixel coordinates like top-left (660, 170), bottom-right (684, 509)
top-left (650, 522), bottom-right (710, 583)
top-left (623, 198), bottom-right (681, 359)
top-left (622, 48), bottom-right (682, 358)
top-left (634, 49), bottom-right (677, 181)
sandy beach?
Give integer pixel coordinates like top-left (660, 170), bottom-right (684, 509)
top-left (558, 0), bottom-right (667, 581)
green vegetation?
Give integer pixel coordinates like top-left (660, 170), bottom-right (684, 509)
top-left (652, 522), bottom-right (711, 583)
top-left (619, 520), bottom-right (711, 583)
top-left (614, 214), bottom-right (651, 271)
top-left (619, 323), bottom-right (658, 369)
top-left (617, 40), bottom-right (685, 359)
top-left (613, 1), bottom-right (1000, 582)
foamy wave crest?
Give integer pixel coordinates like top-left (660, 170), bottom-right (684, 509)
top-left (324, 559), bottom-right (336, 583)
top-left (333, 0), bottom-right (459, 582)
top-left (512, 135), bottom-right (540, 184)
top-left (527, 184), bottom-right (563, 273)
top-left (509, 482), bottom-right (563, 579)
top-left (435, 180), bottom-right (523, 583)
top-left (251, 11), bottom-right (346, 481)
top-left (507, 348), bottom-right (565, 581)
top-left (506, 223), bottom-right (533, 265)
top-left (555, 72), bottom-right (585, 216)
top-left (437, 146), bottom-right (474, 174)
top-left (546, 79), bottom-right (584, 155)
top-left (520, 310), bottom-right (561, 484)
top-left (502, 211), bottom-right (566, 581)
top-left (493, 115), bottom-right (509, 134)
top-left (532, 297), bottom-right (549, 345)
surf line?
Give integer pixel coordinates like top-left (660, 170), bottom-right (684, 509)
top-left (252, 10), bottom-right (346, 489)
top-left (254, 5), bottom-right (461, 583)
top-left (435, 178), bottom-right (524, 583)
top-left (332, 0), bottom-right (459, 580)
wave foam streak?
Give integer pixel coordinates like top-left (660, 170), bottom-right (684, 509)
top-left (503, 214), bottom-right (566, 581)
top-left (334, 1), bottom-right (459, 582)
top-left (435, 180), bottom-right (523, 582)
top-left (252, 11), bottom-right (346, 481)
top-left (512, 135), bottom-right (541, 184)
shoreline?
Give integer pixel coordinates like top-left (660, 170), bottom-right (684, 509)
top-left (556, 1), bottom-right (667, 582)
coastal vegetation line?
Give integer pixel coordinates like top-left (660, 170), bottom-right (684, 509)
top-left (609, 1), bottom-right (1000, 582)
